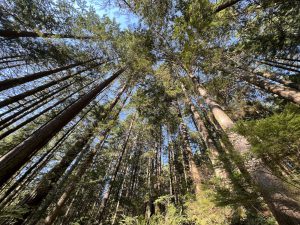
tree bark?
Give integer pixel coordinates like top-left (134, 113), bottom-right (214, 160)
top-left (242, 74), bottom-right (300, 105)
top-left (181, 84), bottom-right (227, 179)
top-left (0, 58), bottom-right (97, 92)
top-left (17, 83), bottom-right (127, 220)
top-left (0, 29), bottom-right (93, 40)
top-left (257, 71), bottom-right (300, 91)
top-left (179, 120), bottom-right (202, 195)
top-left (187, 71), bottom-right (300, 225)
top-left (214, 0), bottom-right (241, 13)
top-left (0, 68), bottom-right (125, 187)
top-left (42, 115), bottom-right (135, 225)
top-left (260, 60), bottom-right (300, 73)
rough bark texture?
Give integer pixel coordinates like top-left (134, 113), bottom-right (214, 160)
top-left (257, 72), bottom-right (300, 91)
top-left (0, 68), bottom-right (125, 187)
top-left (181, 84), bottom-right (227, 179)
top-left (187, 72), bottom-right (300, 225)
top-left (242, 74), bottom-right (300, 105)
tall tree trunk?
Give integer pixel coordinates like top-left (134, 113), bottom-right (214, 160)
top-left (214, 0), bottom-right (241, 13)
top-left (187, 71), bottom-right (300, 225)
top-left (0, 29), bottom-right (93, 40)
top-left (257, 71), bottom-right (300, 91)
top-left (111, 162), bottom-right (130, 225)
top-left (17, 83), bottom-right (127, 220)
top-left (0, 64), bottom-right (99, 108)
top-left (0, 68), bottom-right (125, 187)
top-left (0, 78), bottom-right (99, 141)
top-left (242, 73), bottom-right (300, 105)
top-left (29, 94), bottom-right (129, 225)
top-left (41, 115), bottom-right (135, 225)
top-left (0, 81), bottom-right (72, 128)
top-left (263, 59), bottom-right (300, 70)
top-left (260, 60), bottom-right (300, 73)
top-left (181, 84), bottom-right (227, 179)
top-left (0, 108), bottom-right (90, 210)
top-left (0, 58), bottom-right (97, 92)
top-left (179, 121), bottom-right (202, 195)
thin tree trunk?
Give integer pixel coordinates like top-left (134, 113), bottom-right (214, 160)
top-left (0, 54), bottom-right (26, 61)
top-left (42, 115), bottom-right (135, 225)
top-left (181, 83), bottom-right (227, 179)
top-left (111, 159), bottom-right (130, 224)
top-left (264, 59), bottom-right (300, 70)
top-left (28, 93), bottom-right (129, 225)
top-left (214, 0), bottom-right (241, 13)
top-left (0, 58), bottom-right (24, 65)
top-left (0, 107), bottom-right (90, 210)
top-left (0, 64), bottom-right (99, 108)
top-left (180, 122), bottom-right (202, 194)
top-left (17, 83), bottom-right (127, 220)
top-left (0, 68), bottom-right (125, 187)
top-left (260, 60), bottom-right (300, 73)
top-left (0, 29), bottom-right (93, 40)
top-left (0, 81), bottom-right (74, 128)
top-left (257, 71), bottom-right (300, 91)
top-left (0, 78), bottom-right (99, 141)
top-left (0, 58), bottom-right (97, 92)
top-left (242, 74), bottom-right (300, 105)
top-left (187, 71), bottom-right (300, 225)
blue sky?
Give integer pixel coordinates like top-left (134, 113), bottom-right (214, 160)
top-left (87, 0), bottom-right (140, 30)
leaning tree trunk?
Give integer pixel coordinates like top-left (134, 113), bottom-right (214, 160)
top-left (12, 84), bottom-right (127, 224)
top-left (0, 64), bottom-right (100, 108)
top-left (0, 58), bottom-right (97, 91)
top-left (241, 73), bottom-right (300, 105)
top-left (41, 115), bottom-right (135, 225)
top-left (187, 71), bottom-right (300, 225)
top-left (0, 68), bottom-right (125, 187)
top-left (214, 0), bottom-right (241, 12)
top-left (0, 29), bottom-right (93, 40)
top-left (257, 71), bottom-right (300, 91)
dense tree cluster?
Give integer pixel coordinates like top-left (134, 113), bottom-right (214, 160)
top-left (0, 0), bottom-right (299, 224)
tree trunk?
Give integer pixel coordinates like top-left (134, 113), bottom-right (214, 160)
top-left (17, 83), bottom-right (127, 219)
top-left (0, 64), bottom-right (100, 108)
top-left (257, 71), bottom-right (300, 91)
top-left (242, 74), bottom-right (300, 105)
top-left (0, 80), bottom-right (74, 129)
top-left (179, 121), bottom-right (202, 195)
top-left (260, 60), bottom-right (300, 73)
top-left (42, 115), bottom-right (135, 225)
top-left (181, 83), bottom-right (227, 179)
top-left (0, 58), bottom-right (97, 92)
top-left (0, 109), bottom-right (88, 210)
top-left (214, 0), bottom-right (241, 13)
top-left (0, 78), bottom-right (98, 141)
top-left (0, 68), bottom-right (125, 187)
top-left (264, 59), bottom-right (300, 70)
top-left (187, 72), bottom-right (300, 225)
top-left (0, 29), bottom-right (93, 40)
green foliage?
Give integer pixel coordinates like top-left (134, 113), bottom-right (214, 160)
top-left (235, 104), bottom-right (300, 179)
top-left (235, 104), bottom-right (300, 158)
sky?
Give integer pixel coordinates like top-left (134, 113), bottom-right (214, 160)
top-left (87, 0), bottom-right (140, 30)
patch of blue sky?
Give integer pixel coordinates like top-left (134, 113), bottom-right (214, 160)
top-left (87, 0), bottom-right (140, 30)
